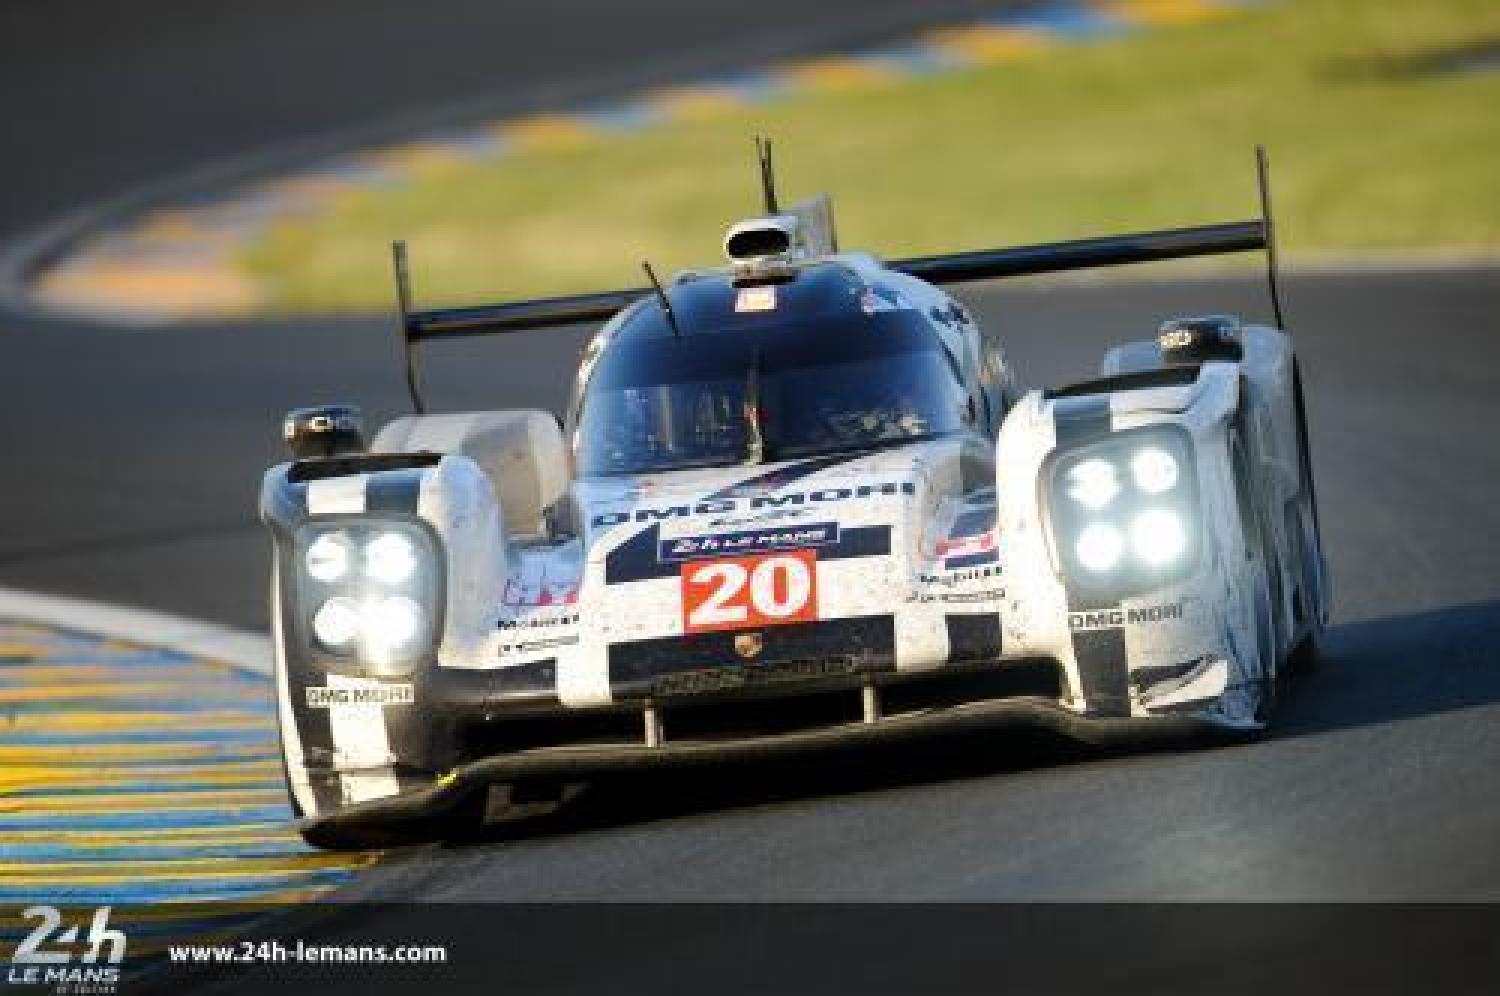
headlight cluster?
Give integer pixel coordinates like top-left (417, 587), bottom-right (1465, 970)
top-left (1050, 428), bottom-right (1199, 592)
top-left (294, 522), bottom-right (440, 673)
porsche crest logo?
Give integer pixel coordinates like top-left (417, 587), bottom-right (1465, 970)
top-left (733, 632), bottom-right (765, 659)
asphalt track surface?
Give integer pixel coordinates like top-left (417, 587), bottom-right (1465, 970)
top-left (3, 1), bottom-right (1499, 905)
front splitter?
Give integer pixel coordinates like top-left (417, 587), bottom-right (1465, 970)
top-left (303, 695), bottom-right (1231, 848)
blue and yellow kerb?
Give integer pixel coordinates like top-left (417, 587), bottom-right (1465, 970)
top-left (0, 620), bottom-right (371, 959)
top-left (31, 0), bottom-right (1251, 321)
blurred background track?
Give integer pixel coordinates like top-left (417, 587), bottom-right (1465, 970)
top-left (0, 0), bottom-right (1038, 239)
top-left (0, 0), bottom-right (1498, 904)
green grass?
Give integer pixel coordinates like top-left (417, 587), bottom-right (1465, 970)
top-left (243, 0), bottom-right (1500, 312)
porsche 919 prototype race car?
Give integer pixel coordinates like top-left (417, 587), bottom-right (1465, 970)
top-left (262, 144), bottom-right (1329, 848)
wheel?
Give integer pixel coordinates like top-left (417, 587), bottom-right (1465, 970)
top-left (1250, 541), bottom-right (1279, 726)
top-left (1286, 626), bottom-right (1322, 676)
top-left (1285, 361), bottom-right (1328, 676)
top-left (1231, 425), bottom-right (1279, 727)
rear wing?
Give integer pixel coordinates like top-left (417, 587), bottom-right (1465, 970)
top-left (394, 146), bottom-right (1284, 412)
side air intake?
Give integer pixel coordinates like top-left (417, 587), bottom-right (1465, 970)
top-left (722, 194), bottom-right (839, 268)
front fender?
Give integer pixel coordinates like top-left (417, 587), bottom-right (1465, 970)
top-left (996, 364), bottom-right (1262, 723)
top-left (261, 454), bottom-right (508, 815)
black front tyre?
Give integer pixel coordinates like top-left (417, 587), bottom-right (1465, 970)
top-left (1285, 360), bottom-right (1328, 676)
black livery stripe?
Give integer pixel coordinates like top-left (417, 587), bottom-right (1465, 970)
top-left (826, 525), bottom-right (892, 560)
top-left (1131, 656), bottom-right (1208, 693)
top-left (603, 522), bottom-right (662, 584)
top-left (950, 506), bottom-right (996, 537)
top-left (279, 620), bottom-right (343, 812)
top-left (1052, 395), bottom-right (1131, 717)
top-left (608, 614), bottom-right (896, 694)
top-left (606, 523), bottom-right (891, 584)
top-left (699, 452), bottom-right (872, 504)
top-left (1052, 395), bottom-right (1112, 448)
top-left (945, 613), bottom-right (1002, 664)
top-left (364, 467), bottom-right (426, 514)
top-left (422, 659), bottom-right (559, 707)
top-left (1067, 626), bottom-right (1130, 714)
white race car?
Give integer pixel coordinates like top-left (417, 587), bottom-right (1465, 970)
top-left (261, 145), bottom-right (1329, 848)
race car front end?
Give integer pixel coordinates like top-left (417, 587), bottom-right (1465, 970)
top-left (258, 176), bottom-right (1319, 847)
top-left (261, 361), bottom-right (1281, 849)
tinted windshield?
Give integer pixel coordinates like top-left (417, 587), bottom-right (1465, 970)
top-left (576, 311), bottom-right (970, 476)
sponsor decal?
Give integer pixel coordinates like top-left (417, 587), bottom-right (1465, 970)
top-left (919, 565), bottom-right (1001, 586)
top-left (306, 684), bottom-right (414, 708)
top-left (591, 481), bottom-right (915, 527)
top-left (708, 506), bottom-right (813, 528)
top-left (682, 550), bottom-right (818, 635)
top-left (936, 530), bottom-right (997, 560)
top-left (735, 285), bottom-right (777, 313)
top-left (659, 521), bottom-right (839, 563)
top-left (733, 632), bottom-right (765, 659)
top-left (502, 565), bottom-right (580, 607)
top-left (617, 480), bottom-right (663, 500)
top-left (497, 614), bottom-right (579, 630)
top-left (1068, 598), bottom-right (1188, 632)
top-left (912, 588), bottom-right (1006, 605)
top-left (499, 635), bottom-right (580, 656)
top-left (938, 529), bottom-right (1000, 570)
top-left (9, 906), bottom-right (125, 993)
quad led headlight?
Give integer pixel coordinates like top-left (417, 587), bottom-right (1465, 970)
top-left (1131, 447), bottom-right (1179, 495)
top-left (1131, 508), bottom-right (1187, 565)
top-left (1075, 522), bottom-right (1125, 573)
top-left (293, 521), bottom-right (441, 674)
top-left (1065, 459), bottom-right (1121, 510)
top-left (311, 596), bottom-right (361, 649)
top-left (364, 531), bottom-right (419, 585)
top-left (305, 532), bottom-right (353, 583)
top-left (1049, 427), bottom-right (1199, 594)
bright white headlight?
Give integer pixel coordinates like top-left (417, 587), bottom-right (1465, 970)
top-left (1066, 459), bottom-right (1120, 510)
top-left (365, 531), bottom-right (419, 585)
top-left (361, 595), bottom-right (425, 661)
top-left (305, 532), bottom-right (352, 583)
top-left (1132, 509), bottom-right (1187, 565)
top-left (1075, 523), bottom-right (1125, 573)
top-left (312, 597), bottom-right (361, 648)
top-left (1131, 447), bottom-right (1179, 495)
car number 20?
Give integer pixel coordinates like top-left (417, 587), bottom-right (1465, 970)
top-left (681, 550), bottom-right (818, 634)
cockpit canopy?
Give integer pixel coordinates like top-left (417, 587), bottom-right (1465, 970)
top-left (572, 264), bottom-right (972, 477)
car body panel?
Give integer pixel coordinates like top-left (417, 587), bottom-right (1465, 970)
top-left (263, 202), bottom-right (1327, 832)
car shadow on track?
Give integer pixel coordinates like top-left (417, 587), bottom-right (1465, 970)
top-left (426, 599), bottom-right (1500, 851)
top-left (1275, 598), bottom-right (1500, 739)
top-left (441, 726), bottom-right (1115, 851)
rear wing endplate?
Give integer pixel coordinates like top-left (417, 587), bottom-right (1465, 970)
top-left (393, 146), bottom-right (1284, 413)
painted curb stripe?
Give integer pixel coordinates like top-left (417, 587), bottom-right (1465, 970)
top-left (1, 842), bottom-right (317, 861)
top-left (0, 616), bottom-right (371, 960)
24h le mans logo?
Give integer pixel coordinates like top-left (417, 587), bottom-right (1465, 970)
top-left (8, 906), bottom-right (127, 994)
